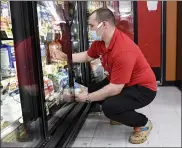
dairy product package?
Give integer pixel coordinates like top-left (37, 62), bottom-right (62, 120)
top-left (0, 44), bottom-right (16, 77)
top-left (48, 69), bottom-right (68, 92)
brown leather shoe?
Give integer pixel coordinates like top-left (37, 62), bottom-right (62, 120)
top-left (110, 120), bottom-right (122, 125)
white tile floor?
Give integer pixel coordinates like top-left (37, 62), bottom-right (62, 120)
top-left (72, 87), bottom-right (181, 147)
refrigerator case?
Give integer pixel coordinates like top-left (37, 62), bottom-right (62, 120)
top-left (36, 1), bottom-right (89, 134)
top-left (1, 1), bottom-right (44, 147)
top-left (1, 1), bottom-right (90, 148)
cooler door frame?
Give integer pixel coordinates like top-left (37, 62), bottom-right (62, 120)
top-left (10, 1), bottom-right (48, 144)
top-left (10, 1), bottom-right (91, 147)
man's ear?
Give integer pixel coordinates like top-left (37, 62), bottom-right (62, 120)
top-left (103, 21), bottom-right (107, 26)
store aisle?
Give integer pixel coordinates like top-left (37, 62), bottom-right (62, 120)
top-left (71, 87), bottom-right (181, 147)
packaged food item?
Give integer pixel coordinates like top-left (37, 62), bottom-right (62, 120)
top-left (47, 78), bottom-right (54, 96)
top-left (45, 64), bottom-right (58, 74)
top-left (48, 30), bottom-right (62, 63)
top-left (8, 78), bottom-right (18, 94)
top-left (44, 77), bottom-right (55, 98)
top-left (48, 74), bottom-right (60, 92)
top-left (1, 1), bottom-right (11, 20)
top-left (40, 42), bottom-right (47, 66)
top-left (62, 87), bottom-right (74, 102)
top-left (74, 82), bottom-right (88, 95)
top-left (74, 83), bottom-right (82, 95)
top-left (0, 44), bottom-right (16, 77)
top-left (44, 79), bottom-right (50, 99)
top-left (42, 1), bottom-right (66, 24)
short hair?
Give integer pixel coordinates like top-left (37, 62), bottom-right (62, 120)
top-left (90, 8), bottom-right (115, 25)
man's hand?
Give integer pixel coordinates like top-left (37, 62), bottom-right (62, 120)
top-left (75, 91), bottom-right (88, 102)
top-left (51, 49), bottom-right (67, 61)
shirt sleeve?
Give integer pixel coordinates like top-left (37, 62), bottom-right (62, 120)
top-left (87, 41), bottom-right (100, 59)
top-left (110, 51), bottom-right (136, 84)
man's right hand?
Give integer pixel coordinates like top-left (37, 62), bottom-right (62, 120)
top-left (51, 49), bottom-right (67, 61)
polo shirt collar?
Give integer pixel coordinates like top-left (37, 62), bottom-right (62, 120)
top-left (102, 28), bottom-right (119, 53)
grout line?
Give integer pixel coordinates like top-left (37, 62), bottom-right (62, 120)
top-left (89, 115), bottom-right (102, 147)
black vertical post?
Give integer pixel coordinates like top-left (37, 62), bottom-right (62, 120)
top-left (62, 2), bottom-right (75, 90)
top-left (161, 1), bottom-right (167, 85)
top-left (10, 1), bottom-right (48, 139)
top-left (77, 1), bottom-right (87, 86)
top-left (80, 1), bottom-right (91, 86)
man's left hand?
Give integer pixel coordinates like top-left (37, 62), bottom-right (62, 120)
top-left (75, 91), bottom-right (88, 102)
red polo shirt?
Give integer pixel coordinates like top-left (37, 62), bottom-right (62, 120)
top-left (87, 28), bottom-right (157, 91)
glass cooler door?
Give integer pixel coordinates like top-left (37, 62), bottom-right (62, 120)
top-left (1, 1), bottom-right (44, 147)
top-left (82, 1), bottom-right (105, 84)
top-left (36, 1), bottom-right (87, 134)
top-left (106, 1), bottom-right (135, 40)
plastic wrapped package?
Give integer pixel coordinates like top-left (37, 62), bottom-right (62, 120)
top-left (44, 77), bottom-right (55, 100)
top-left (1, 94), bottom-right (22, 123)
top-left (42, 1), bottom-right (66, 24)
top-left (0, 44), bottom-right (16, 78)
top-left (62, 87), bottom-right (74, 102)
top-left (74, 82), bottom-right (87, 95)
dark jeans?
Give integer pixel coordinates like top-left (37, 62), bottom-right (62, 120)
top-left (88, 78), bottom-right (156, 127)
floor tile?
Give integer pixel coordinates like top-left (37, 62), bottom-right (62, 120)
top-left (86, 114), bottom-right (101, 123)
top-left (99, 114), bottom-right (110, 123)
top-left (73, 86), bottom-right (181, 147)
top-left (77, 120), bottom-right (98, 138)
top-left (161, 138), bottom-right (181, 147)
top-left (174, 108), bottom-right (181, 118)
top-left (94, 122), bottom-right (128, 138)
top-left (149, 103), bottom-right (175, 114)
top-left (91, 137), bottom-right (126, 147)
top-left (148, 112), bottom-right (181, 124)
top-left (157, 123), bottom-right (181, 139)
top-left (71, 137), bottom-right (92, 147)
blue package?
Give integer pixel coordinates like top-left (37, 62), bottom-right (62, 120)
top-left (0, 44), bottom-right (16, 68)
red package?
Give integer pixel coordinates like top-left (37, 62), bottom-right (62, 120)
top-left (44, 81), bottom-right (49, 99)
top-left (47, 79), bottom-right (54, 96)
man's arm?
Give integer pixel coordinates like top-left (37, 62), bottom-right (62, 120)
top-left (72, 51), bottom-right (95, 63)
top-left (88, 83), bottom-right (124, 102)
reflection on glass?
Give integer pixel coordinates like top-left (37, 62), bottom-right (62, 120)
top-left (87, 1), bottom-right (105, 83)
top-left (106, 1), bottom-right (134, 40)
top-left (37, 1), bottom-right (87, 131)
top-left (1, 1), bottom-right (42, 147)
top-left (37, 2), bottom-right (72, 124)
